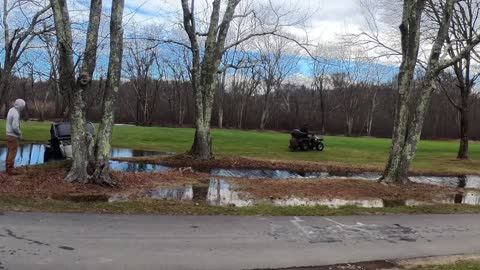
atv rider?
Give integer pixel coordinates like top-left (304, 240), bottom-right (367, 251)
top-left (300, 124), bottom-right (315, 145)
top-left (300, 124), bottom-right (312, 136)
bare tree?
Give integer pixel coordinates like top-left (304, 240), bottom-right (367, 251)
top-left (364, 85), bottom-right (380, 136)
top-left (26, 62), bottom-right (50, 121)
top-left (51, 0), bottom-right (124, 185)
top-left (90, 0), bottom-right (125, 183)
top-left (311, 45), bottom-right (332, 134)
top-left (180, 0), bottom-right (290, 159)
top-left (50, 0), bottom-right (102, 182)
top-left (231, 62), bottom-right (261, 129)
top-left (124, 32), bottom-right (158, 126)
top-left (256, 35), bottom-right (298, 130)
top-left (429, 0), bottom-right (480, 159)
top-left (180, 0), bottom-right (243, 159)
top-left (0, 0), bottom-right (51, 114)
top-left (164, 47), bottom-right (191, 126)
top-left (329, 46), bottom-right (369, 136)
top-left (382, 0), bottom-right (480, 184)
top-left (39, 29), bottom-right (64, 117)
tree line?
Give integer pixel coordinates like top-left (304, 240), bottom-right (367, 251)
top-left (8, 71), bottom-right (480, 141)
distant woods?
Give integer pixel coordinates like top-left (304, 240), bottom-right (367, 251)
top-left (7, 72), bottom-right (480, 140)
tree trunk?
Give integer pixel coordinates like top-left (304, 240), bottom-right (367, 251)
top-left (191, 122), bottom-right (213, 159)
top-left (238, 104), bottom-right (244, 129)
top-left (381, 0), bottom-right (426, 184)
top-left (0, 68), bottom-right (12, 117)
top-left (217, 72), bottom-right (226, 129)
top-left (51, 0), bottom-right (104, 183)
top-left (90, 0), bottom-right (124, 186)
top-left (457, 94), bottom-right (469, 159)
top-left (260, 94), bottom-right (269, 130)
top-left (238, 96), bottom-right (247, 129)
top-left (346, 116), bottom-right (353, 136)
top-left (366, 90), bottom-right (378, 137)
top-left (319, 90), bottom-right (326, 134)
top-left (190, 83), bottom-right (215, 159)
top-left (181, 0), bottom-right (241, 160)
top-left (65, 87), bottom-right (91, 183)
top-left (382, 0), bottom-right (460, 184)
top-left (218, 108), bottom-right (223, 129)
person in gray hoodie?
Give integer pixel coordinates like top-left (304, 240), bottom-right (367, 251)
top-left (5, 99), bottom-right (25, 175)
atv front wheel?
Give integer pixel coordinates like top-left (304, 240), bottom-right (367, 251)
top-left (316, 142), bottom-right (324, 151)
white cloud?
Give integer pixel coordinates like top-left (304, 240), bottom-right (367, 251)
top-left (122, 0), bottom-right (370, 43)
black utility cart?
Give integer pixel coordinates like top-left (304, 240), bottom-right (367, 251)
top-left (44, 122), bottom-right (96, 162)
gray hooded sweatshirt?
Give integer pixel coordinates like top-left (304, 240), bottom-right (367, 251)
top-left (6, 99), bottom-right (25, 138)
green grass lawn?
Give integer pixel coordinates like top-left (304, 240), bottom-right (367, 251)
top-left (2, 120), bottom-right (480, 173)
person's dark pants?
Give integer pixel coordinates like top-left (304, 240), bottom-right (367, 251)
top-left (6, 135), bottom-right (18, 173)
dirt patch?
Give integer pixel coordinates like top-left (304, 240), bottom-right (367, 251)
top-left (254, 260), bottom-right (397, 270)
top-left (0, 164), bottom-right (209, 199)
top-left (233, 178), bottom-right (459, 202)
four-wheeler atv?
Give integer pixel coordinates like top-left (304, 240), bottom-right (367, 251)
top-left (289, 129), bottom-right (324, 151)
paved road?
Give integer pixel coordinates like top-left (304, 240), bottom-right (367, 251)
top-left (1, 212), bottom-right (480, 270)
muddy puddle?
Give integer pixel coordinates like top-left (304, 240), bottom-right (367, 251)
top-left (148, 186), bottom-right (193, 200)
top-left (108, 185), bottom-right (193, 202)
top-left (105, 177), bottom-right (480, 208)
top-left (211, 168), bottom-right (480, 188)
top-left (211, 168), bottom-right (382, 180)
top-left (205, 179), bottom-right (480, 208)
top-left (0, 143), bottom-right (174, 171)
top-left (207, 179), bottom-right (255, 207)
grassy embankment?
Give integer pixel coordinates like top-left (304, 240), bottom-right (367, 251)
top-left (1, 120), bottom-right (480, 174)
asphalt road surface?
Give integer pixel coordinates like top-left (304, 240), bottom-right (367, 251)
top-left (1, 212), bottom-right (480, 270)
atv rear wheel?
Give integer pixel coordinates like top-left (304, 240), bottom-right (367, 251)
top-left (300, 141), bottom-right (309, 151)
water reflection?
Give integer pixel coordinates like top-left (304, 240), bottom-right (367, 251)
top-left (207, 179), bottom-right (254, 207)
top-left (272, 197), bottom-right (384, 208)
top-left (206, 178), bottom-right (384, 208)
top-left (410, 176), bottom-right (462, 188)
top-left (306, 171), bottom-right (382, 181)
top-left (211, 168), bottom-right (480, 188)
top-left (211, 168), bottom-right (303, 179)
top-left (109, 161), bottom-right (170, 172)
top-left (211, 168), bottom-right (383, 181)
top-left (462, 191), bottom-right (480, 205)
top-left (148, 186), bottom-right (193, 201)
top-left (0, 144), bottom-right (45, 170)
top-left (0, 143), bottom-right (173, 171)
top-left (108, 186), bottom-right (193, 202)
top-left (205, 178), bottom-right (480, 208)
top-left (110, 148), bottom-right (176, 157)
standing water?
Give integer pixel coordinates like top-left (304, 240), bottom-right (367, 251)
top-left (0, 143), bottom-right (173, 172)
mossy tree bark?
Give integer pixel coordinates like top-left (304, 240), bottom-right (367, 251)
top-left (382, 0), bottom-right (480, 184)
top-left (181, 0), bottom-right (241, 160)
top-left (51, 0), bottom-right (124, 185)
top-left (90, 0), bottom-right (124, 185)
top-left (51, 0), bottom-right (102, 183)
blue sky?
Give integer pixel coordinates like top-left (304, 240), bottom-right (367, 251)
top-left (15, 0), bottom-right (400, 83)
